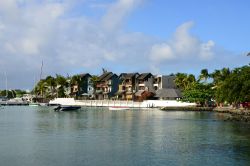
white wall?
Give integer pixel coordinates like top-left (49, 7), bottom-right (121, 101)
top-left (49, 98), bottom-right (196, 108)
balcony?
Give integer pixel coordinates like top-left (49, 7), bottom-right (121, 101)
top-left (139, 83), bottom-right (145, 87)
top-left (138, 80), bottom-right (144, 84)
top-left (153, 84), bottom-right (159, 87)
top-left (125, 83), bottom-right (132, 87)
top-left (96, 83), bottom-right (109, 88)
top-left (107, 80), bottom-right (112, 85)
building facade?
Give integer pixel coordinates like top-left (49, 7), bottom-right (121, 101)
top-left (154, 75), bottom-right (182, 100)
top-left (71, 73), bottom-right (93, 98)
top-left (96, 72), bottom-right (119, 99)
top-left (117, 73), bottom-right (139, 100)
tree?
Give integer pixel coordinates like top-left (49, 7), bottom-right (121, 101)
top-left (182, 82), bottom-right (214, 106)
top-left (70, 75), bottom-right (82, 97)
top-left (210, 69), bottom-right (221, 86)
top-left (0, 90), bottom-right (15, 98)
top-left (175, 73), bottom-right (196, 91)
top-left (198, 69), bottom-right (209, 83)
top-left (55, 74), bottom-right (68, 97)
top-left (34, 79), bottom-right (47, 97)
top-left (216, 66), bottom-right (250, 107)
top-left (175, 73), bottom-right (188, 90)
top-left (45, 76), bottom-right (56, 98)
top-left (14, 89), bottom-right (28, 97)
top-left (210, 68), bottom-right (231, 105)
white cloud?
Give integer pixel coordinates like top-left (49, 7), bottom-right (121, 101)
top-left (150, 43), bottom-right (174, 62)
top-left (199, 40), bottom-right (215, 60)
top-left (102, 0), bottom-right (143, 31)
top-left (149, 21), bottom-right (217, 71)
top-left (0, 0), bottom-right (247, 89)
top-left (171, 21), bottom-right (200, 57)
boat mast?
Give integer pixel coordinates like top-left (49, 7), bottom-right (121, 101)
top-left (4, 71), bottom-right (8, 98)
top-left (40, 60), bottom-right (43, 81)
top-left (38, 60), bottom-right (44, 102)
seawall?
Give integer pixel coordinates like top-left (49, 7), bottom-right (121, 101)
top-left (49, 98), bottom-right (197, 108)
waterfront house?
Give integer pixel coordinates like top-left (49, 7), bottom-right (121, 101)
top-left (95, 72), bottom-right (119, 99)
top-left (71, 73), bottom-right (93, 98)
top-left (135, 73), bottom-right (155, 101)
top-left (136, 73), bottom-right (155, 91)
top-left (153, 75), bottom-right (177, 90)
top-left (116, 73), bottom-right (139, 100)
top-left (154, 75), bottom-right (182, 100)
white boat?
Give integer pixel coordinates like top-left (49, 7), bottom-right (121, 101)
top-left (39, 103), bottom-right (48, 106)
top-left (109, 106), bottom-right (130, 110)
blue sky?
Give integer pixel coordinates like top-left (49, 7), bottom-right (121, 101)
top-left (0, 0), bottom-right (249, 90)
top-left (126, 0), bottom-right (250, 52)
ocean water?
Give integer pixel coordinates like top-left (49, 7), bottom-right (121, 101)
top-left (0, 106), bottom-right (250, 166)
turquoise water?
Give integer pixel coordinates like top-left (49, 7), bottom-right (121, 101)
top-left (0, 106), bottom-right (250, 166)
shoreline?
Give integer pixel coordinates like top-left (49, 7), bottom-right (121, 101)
top-left (160, 106), bottom-right (214, 111)
top-left (161, 106), bottom-right (250, 122)
top-left (214, 108), bottom-right (250, 122)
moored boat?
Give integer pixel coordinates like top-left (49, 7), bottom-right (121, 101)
top-left (54, 105), bottom-right (81, 111)
top-left (109, 106), bottom-right (130, 110)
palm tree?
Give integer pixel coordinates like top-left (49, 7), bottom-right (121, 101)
top-left (70, 75), bottom-right (82, 98)
top-left (45, 76), bottom-right (56, 98)
top-left (210, 68), bottom-right (231, 107)
top-left (175, 73), bottom-right (196, 91)
top-left (185, 74), bottom-right (196, 89)
top-left (210, 69), bottom-right (221, 84)
top-left (220, 67), bottom-right (231, 81)
top-left (55, 74), bottom-right (68, 97)
top-left (174, 73), bottom-right (187, 90)
top-left (198, 69), bottom-right (209, 83)
top-left (34, 79), bottom-right (47, 97)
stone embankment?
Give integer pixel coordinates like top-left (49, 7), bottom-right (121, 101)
top-left (161, 106), bottom-right (214, 111)
top-left (161, 106), bottom-right (250, 122)
top-left (214, 107), bottom-right (250, 122)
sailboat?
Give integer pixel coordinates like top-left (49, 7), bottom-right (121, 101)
top-left (1, 72), bottom-right (29, 105)
top-left (29, 60), bottom-right (44, 106)
top-left (0, 72), bottom-right (8, 105)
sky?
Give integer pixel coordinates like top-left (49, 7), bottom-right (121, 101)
top-left (0, 0), bottom-right (249, 90)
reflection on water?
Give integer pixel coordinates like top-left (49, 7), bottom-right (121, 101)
top-left (0, 106), bottom-right (250, 166)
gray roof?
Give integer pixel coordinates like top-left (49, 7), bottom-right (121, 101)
top-left (137, 73), bottom-right (153, 80)
top-left (155, 88), bottom-right (182, 98)
top-left (98, 72), bottom-right (114, 81)
top-left (79, 73), bottom-right (91, 78)
top-left (119, 73), bottom-right (138, 79)
top-left (162, 75), bottom-right (177, 89)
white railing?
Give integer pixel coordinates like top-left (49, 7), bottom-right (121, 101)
top-left (75, 100), bottom-right (142, 107)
